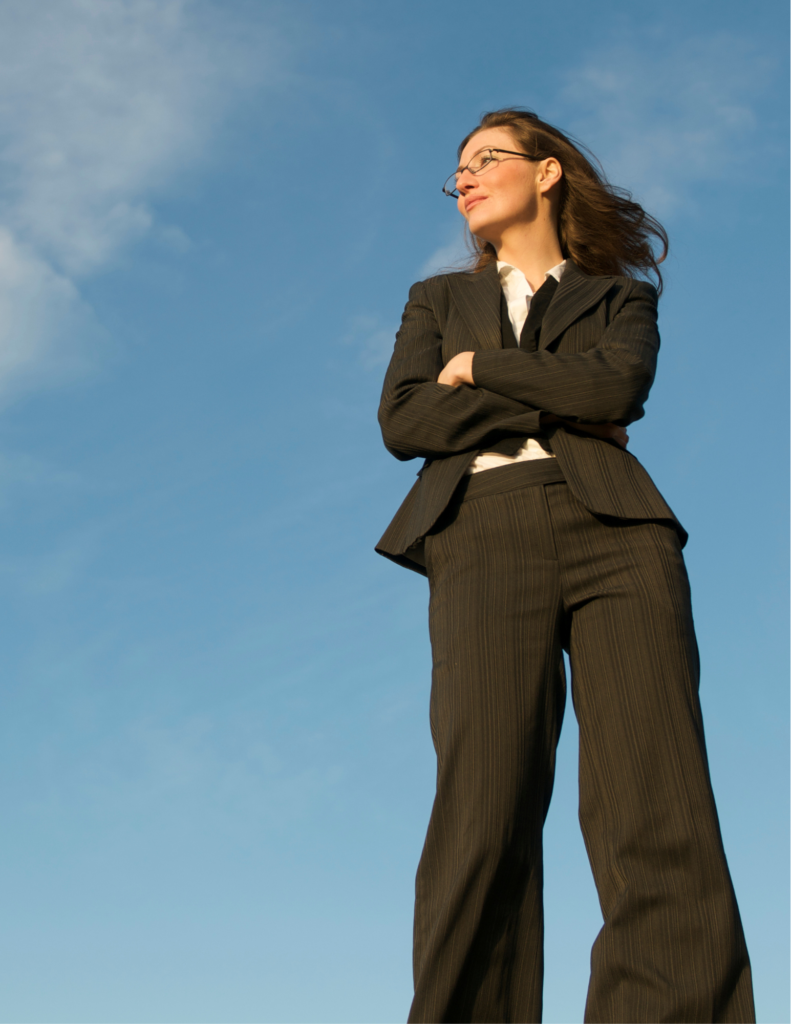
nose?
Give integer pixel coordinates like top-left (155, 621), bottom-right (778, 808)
top-left (456, 170), bottom-right (477, 194)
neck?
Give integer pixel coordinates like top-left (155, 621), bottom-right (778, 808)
top-left (494, 219), bottom-right (564, 292)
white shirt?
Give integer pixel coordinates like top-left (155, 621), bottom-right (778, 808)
top-left (466, 259), bottom-right (567, 475)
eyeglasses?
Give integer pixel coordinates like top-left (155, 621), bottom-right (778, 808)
top-left (442, 148), bottom-right (534, 198)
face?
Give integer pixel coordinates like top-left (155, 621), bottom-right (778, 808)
top-left (455, 127), bottom-right (552, 244)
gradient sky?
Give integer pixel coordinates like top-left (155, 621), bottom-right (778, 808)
top-left (0, 2), bottom-right (787, 1022)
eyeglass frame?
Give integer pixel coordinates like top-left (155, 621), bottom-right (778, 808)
top-left (442, 147), bottom-right (540, 198)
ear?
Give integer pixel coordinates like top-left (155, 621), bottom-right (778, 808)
top-left (537, 157), bottom-right (563, 195)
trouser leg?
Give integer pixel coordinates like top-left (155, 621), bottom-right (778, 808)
top-left (545, 484), bottom-right (755, 1024)
top-left (409, 483), bottom-right (565, 1024)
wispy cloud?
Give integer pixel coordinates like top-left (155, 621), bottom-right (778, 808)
top-left (342, 313), bottom-right (399, 371)
top-left (0, 228), bottom-right (103, 394)
top-left (556, 30), bottom-right (778, 215)
top-left (0, 0), bottom-right (276, 401)
top-left (419, 223), bottom-right (470, 279)
top-left (356, 226), bottom-right (470, 369)
top-left (124, 712), bottom-right (345, 827)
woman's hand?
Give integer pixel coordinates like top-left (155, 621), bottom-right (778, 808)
top-left (542, 413), bottom-right (629, 449)
top-left (438, 352), bottom-right (475, 387)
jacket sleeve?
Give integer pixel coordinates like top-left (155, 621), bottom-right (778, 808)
top-left (472, 280), bottom-right (659, 424)
top-left (378, 279), bottom-right (544, 461)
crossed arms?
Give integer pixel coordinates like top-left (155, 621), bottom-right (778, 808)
top-left (378, 277), bottom-right (659, 462)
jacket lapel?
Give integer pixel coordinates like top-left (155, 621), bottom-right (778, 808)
top-left (446, 259), bottom-right (616, 353)
top-left (539, 261), bottom-right (615, 350)
top-left (446, 262), bottom-right (502, 351)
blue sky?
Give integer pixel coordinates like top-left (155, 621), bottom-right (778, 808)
top-left (0, 1), bottom-right (787, 1022)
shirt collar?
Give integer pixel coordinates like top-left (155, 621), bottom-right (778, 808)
top-left (496, 259), bottom-right (567, 295)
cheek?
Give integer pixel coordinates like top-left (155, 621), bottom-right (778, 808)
top-left (496, 169), bottom-right (533, 213)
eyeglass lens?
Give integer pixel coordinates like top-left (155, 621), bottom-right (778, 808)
top-left (443, 149), bottom-right (499, 196)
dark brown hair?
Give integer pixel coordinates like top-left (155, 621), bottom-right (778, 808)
top-left (458, 108), bottom-right (668, 294)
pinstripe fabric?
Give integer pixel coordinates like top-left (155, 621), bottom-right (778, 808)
top-left (376, 261), bottom-right (685, 575)
top-left (410, 469), bottom-right (754, 1024)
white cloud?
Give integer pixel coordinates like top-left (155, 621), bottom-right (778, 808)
top-left (556, 31), bottom-right (777, 215)
top-left (0, 0), bottom-right (275, 401)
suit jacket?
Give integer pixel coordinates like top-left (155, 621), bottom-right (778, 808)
top-left (376, 259), bottom-right (685, 575)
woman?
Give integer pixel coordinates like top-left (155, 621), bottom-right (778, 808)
top-left (376, 109), bottom-right (754, 1024)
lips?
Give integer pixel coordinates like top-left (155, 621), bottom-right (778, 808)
top-left (465, 195), bottom-right (487, 213)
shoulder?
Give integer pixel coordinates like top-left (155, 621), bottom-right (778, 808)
top-left (576, 270), bottom-right (658, 321)
top-left (609, 277), bottom-right (659, 322)
top-left (568, 261), bottom-right (656, 299)
top-left (411, 263), bottom-right (498, 307)
top-left (604, 273), bottom-right (658, 304)
top-left (408, 269), bottom-right (475, 297)
top-left (403, 268), bottom-right (477, 320)
top-left (621, 276), bottom-right (658, 302)
top-left (585, 276), bottom-right (659, 338)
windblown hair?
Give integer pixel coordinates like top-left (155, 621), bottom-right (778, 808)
top-left (458, 108), bottom-right (668, 294)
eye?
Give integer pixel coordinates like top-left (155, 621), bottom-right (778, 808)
top-left (469, 152), bottom-right (496, 174)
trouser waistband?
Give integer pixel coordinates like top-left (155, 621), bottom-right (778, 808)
top-left (453, 458), bottom-right (566, 504)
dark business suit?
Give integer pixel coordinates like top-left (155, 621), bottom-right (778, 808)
top-left (376, 262), bottom-right (754, 1023)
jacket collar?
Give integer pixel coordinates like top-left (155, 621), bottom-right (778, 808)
top-left (447, 259), bottom-right (616, 352)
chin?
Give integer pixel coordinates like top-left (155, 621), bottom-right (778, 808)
top-left (466, 214), bottom-right (503, 246)
top-left (465, 211), bottom-right (490, 235)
